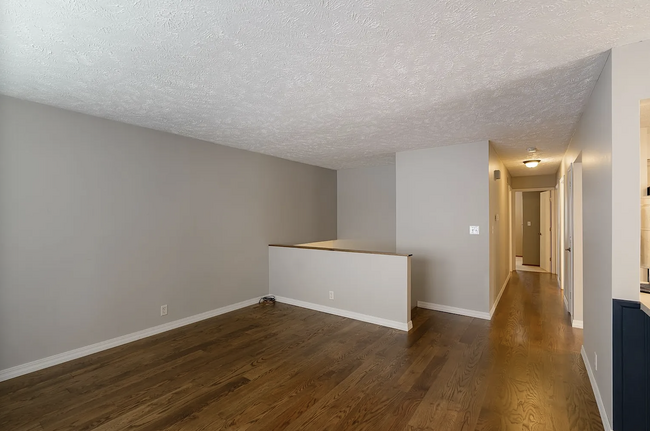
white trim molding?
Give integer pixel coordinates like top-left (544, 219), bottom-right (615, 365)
top-left (0, 297), bottom-right (260, 383)
top-left (274, 296), bottom-right (412, 332)
top-left (490, 272), bottom-right (511, 318)
top-left (581, 346), bottom-right (612, 431)
top-left (417, 301), bottom-right (491, 320)
top-left (572, 320), bottom-right (584, 329)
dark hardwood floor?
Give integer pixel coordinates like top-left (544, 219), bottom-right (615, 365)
top-left (0, 271), bottom-right (604, 430)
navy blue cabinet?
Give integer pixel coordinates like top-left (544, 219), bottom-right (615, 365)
top-left (613, 299), bottom-right (650, 431)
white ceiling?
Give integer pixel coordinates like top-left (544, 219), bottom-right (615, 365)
top-left (2, 1), bottom-right (650, 176)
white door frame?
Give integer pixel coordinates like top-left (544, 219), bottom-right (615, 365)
top-left (558, 176), bottom-right (565, 289)
top-left (540, 191), bottom-right (552, 272)
top-left (564, 166), bottom-right (574, 318)
top-left (551, 188), bottom-right (557, 275)
top-left (511, 186), bottom-right (557, 274)
top-left (509, 185), bottom-right (513, 273)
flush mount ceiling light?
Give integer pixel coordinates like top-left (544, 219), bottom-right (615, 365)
top-left (523, 160), bottom-right (541, 168)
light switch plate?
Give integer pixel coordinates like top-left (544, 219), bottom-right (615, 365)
top-left (470, 226), bottom-right (480, 235)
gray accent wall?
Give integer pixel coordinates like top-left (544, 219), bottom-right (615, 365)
top-left (337, 165), bottom-right (396, 252)
top-left (396, 141), bottom-right (490, 313)
top-left (558, 53), bottom-right (613, 426)
top-left (0, 95), bottom-right (337, 371)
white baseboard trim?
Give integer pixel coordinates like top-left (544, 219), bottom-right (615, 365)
top-left (564, 295), bottom-right (569, 311)
top-left (0, 297), bottom-right (260, 383)
top-left (417, 301), bottom-right (491, 320)
top-left (580, 346), bottom-right (612, 431)
top-left (273, 295), bottom-right (412, 332)
top-left (572, 320), bottom-right (584, 329)
top-left (490, 273), bottom-right (511, 318)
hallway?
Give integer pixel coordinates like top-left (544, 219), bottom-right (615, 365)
top-left (0, 271), bottom-right (603, 430)
top-left (478, 270), bottom-right (602, 429)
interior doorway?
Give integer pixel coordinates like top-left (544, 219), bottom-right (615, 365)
top-left (522, 191), bottom-right (541, 266)
top-left (558, 176), bottom-right (565, 290)
top-left (564, 165), bottom-right (574, 317)
top-left (540, 191), bottom-right (552, 272)
top-left (515, 192), bottom-right (523, 259)
top-left (513, 188), bottom-right (556, 274)
top-left (561, 161), bottom-right (583, 327)
top-left (509, 185), bottom-right (513, 273)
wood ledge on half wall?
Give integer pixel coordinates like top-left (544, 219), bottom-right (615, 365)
top-left (640, 292), bottom-right (650, 317)
top-left (268, 244), bottom-right (412, 257)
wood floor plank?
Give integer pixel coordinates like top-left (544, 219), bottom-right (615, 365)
top-left (0, 270), bottom-right (605, 430)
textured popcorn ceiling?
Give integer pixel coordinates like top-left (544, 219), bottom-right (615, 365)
top-left (2, 1), bottom-right (650, 176)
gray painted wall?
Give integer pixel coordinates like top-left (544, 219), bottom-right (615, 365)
top-left (337, 165), bottom-right (396, 252)
top-left (558, 53), bottom-right (613, 426)
top-left (522, 192), bottom-right (541, 266)
top-left (269, 246), bottom-right (410, 328)
top-left (0, 95), bottom-right (337, 371)
top-left (396, 141), bottom-right (490, 313)
top-left (511, 174), bottom-right (557, 189)
top-left (488, 144), bottom-right (512, 312)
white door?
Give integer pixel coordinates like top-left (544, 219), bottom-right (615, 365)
top-left (564, 166), bottom-right (574, 317)
top-left (540, 191), bottom-right (551, 272)
top-left (558, 177), bottom-right (565, 289)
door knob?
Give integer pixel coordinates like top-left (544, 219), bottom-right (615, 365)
top-left (565, 247), bottom-right (571, 252)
